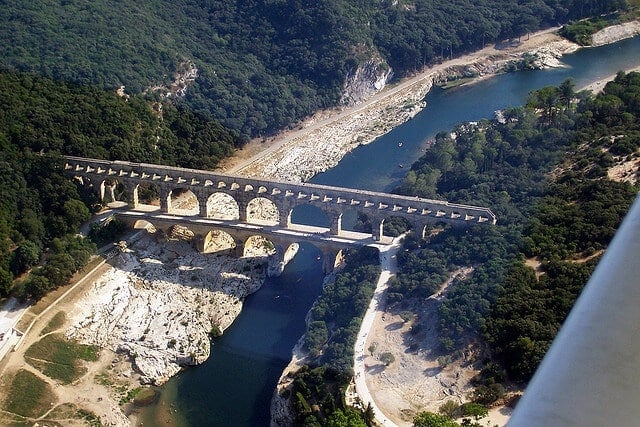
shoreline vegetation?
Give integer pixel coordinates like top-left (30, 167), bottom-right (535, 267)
top-left (221, 21), bottom-right (640, 184)
top-left (0, 21), bottom-right (639, 427)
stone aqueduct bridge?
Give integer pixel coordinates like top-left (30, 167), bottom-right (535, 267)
top-left (64, 156), bottom-right (496, 272)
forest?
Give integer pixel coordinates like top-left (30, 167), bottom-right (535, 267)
top-left (391, 71), bottom-right (640, 403)
top-left (0, 0), bottom-right (628, 138)
top-left (288, 247), bottom-right (380, 426)
top-left (0, 70), bottom-right (242, 300)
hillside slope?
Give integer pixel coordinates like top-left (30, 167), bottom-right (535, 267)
top-left (0, 0), bottom-right (625, 137)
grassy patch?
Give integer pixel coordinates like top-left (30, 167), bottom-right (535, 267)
top-left (437, 76), bottom-right (477, 89)
top-left (120, 387), bottom-right (142, 405)
top-left (25, 333), bottom-right (100, 384)
top-left (41, 311), bottom-right (66, 336)
top-left (2, 369), bottom-right (56, 418)
top-left (95, 371), bottom-right (114, 387)
top-left (47, 402), bottom-right (80, 419)
top-left (45, 403), bottom-right (103, 427)
top-left (133, 387), bottom-right (158, 406)
top-left (76, 408), bottom-right (103, 427)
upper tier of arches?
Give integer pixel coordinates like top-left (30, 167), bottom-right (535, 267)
top-left (65, 156), bottom-right (496, 242)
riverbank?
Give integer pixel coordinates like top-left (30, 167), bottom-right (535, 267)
top-left (265, 22), bottom-right (640, 427)
top-left (0, 229), bottom-right (272, 425)
top-left (219, 27), bottom-right (580, 182)
top-left (221, 21), bottom-right (640, 185)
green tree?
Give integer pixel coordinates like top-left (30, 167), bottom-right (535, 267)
top-left (23, 274), bottom-right (51, 300)
top-left (527, 86), bottom-right (561, 125)
top-left (460, 402), bottom-right (488, 420)
top-left (326, 408), bottom-right (367, 427)
top-left (305, 320), bottom-right (329, 357)
top-left (62, 199), bottom-right (91, 230)
top-left (0, 268), bottom-right (13, 297)
top-left (438, 400), bottom-right (460, 419)
top-left (414, 411), bottom-right (459, 427)
top-left (559, 78), bottom-right (576, 109)
top-left (12, 240), bottom-right (41, 274)
top-left (379, 352), bottom-right (395, 366)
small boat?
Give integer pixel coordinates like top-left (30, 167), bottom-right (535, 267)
top-left (398, 164), bottom-right (404, 168)
top-left (398, 142), bottom-right (403, 147)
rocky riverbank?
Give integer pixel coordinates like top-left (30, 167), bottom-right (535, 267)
top-left (67, 230), bottom-right (270, 386)
top-left (229, 29), bottom-right (579, 182)
top-left (229, 22), bottom-right (640, 184)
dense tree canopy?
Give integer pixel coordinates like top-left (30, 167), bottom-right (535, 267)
top-left (0, 70), bottom-right (242, 300)
top-left (0, 0), bottom-right (628, 137)
top-left (289, 247), bottom-right (380, 426)
top-left (393, 72), bottom-right (640, 385)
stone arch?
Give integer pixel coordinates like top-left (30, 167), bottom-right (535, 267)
top-left (382, 215), bottom-right (413, 237)
top-left (167, 187), bottom-right (199, 216)
top-left (246, 197), bottom-right (279, 224)
top-left (340, 208), bottom-right (372, 233)
top-left (289, 204), bottom-right (331, 229)
top-left (206, 192), bottom-right (240, 220)
top-left (372, 214), bottom-right (413, 242)
top-left (100, 178), bottom-right (127, 207)
top-left (201, 229), bottom-right (237, 254)
top-left (70, 175), bottom-right (101, 209)
top-left (131, 219), bottom-right (157, 233)
top-left (133, 182), bottom-right (161, 210)
top-left (321, 248), bottom-right (345, 274)
top-left (243, 235), bottom-right (277, 257)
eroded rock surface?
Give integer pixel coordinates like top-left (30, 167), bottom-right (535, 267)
top-left (67, 232), bottom-right (269, 385)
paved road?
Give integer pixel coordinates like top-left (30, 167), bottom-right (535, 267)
top-left (352, 236), bottom-right (404, 427)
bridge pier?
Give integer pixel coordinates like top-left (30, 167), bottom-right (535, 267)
top-left (160, 188), bottom-right (171, 213)
top-left (372, 218), bottom-right (384, 241)
top-left (124, 182), bottom-right (138, 208)
top-left (328, 213), bottom-right (342, 236)
top-left (267, 245), bottom-right (286, 277)
top-left (238, 200), bottom-right (248, 222)
top-left (233, 239), bottom-right (245, 258)
top-left (321, 249), bottom-right (343, 274)
top-left (279, 208), bottom-right (292, 229)
top-left (198, 194), bottom-right (209, 217)
top-left (99, 181), bottom-right (117, 204)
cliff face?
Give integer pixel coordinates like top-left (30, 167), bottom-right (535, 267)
top-left (340, 56), bottom-right (393, 106)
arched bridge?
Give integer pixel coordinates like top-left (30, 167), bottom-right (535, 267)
top-left (64, 156), bottom-right (496, 272)
top-left (64, 156), bottom-right (496, 235)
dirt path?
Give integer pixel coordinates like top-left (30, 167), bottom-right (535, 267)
top-left (0, 256), bottom-right (131, 427)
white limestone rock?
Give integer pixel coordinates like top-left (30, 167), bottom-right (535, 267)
top-left (67, 233), bottom-right (268, 385)
top-left (341, 56), bottom-right (393, 106)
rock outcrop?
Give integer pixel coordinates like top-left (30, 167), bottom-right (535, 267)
top-left (341, 56), bottom-right (393, 106)
top-left (67, 231), bottom-right (269, 385)
top-left (591, 21), bottom-right (640, 47)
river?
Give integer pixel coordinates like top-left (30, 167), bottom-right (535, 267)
top-left (138, 35), bottom-right (640, 426)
